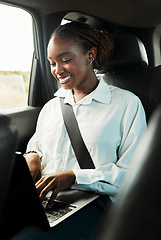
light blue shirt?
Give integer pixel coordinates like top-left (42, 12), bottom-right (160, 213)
top-left (27, 74), bottom-right (147, 201)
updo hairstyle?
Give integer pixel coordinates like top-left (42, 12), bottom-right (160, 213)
top-left (50, 21), bottom-right (114, 71)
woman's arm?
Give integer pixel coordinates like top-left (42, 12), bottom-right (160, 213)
top-left (25, 152), bottom-right (42, 182)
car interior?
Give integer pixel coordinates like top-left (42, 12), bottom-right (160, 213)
top-left (0, 0), bottom-right (161, 238)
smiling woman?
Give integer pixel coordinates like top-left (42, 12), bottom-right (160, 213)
top-left (0, 0), bottom-right (161, 239)
top-left (23, 20), bottom-right (147, 239)
top-left (0, 4), bottom-right (33, 110)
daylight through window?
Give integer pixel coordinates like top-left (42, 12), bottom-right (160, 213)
top-left (0, 4), bottom-right (33, 110)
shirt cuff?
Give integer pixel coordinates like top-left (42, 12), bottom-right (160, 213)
top-left (72, 168), bottom-right (102, 185)
top-left (24, 150), bottom-right (43, 159)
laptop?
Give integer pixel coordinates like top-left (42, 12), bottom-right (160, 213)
top-left (2, 153), bottom-right (98, 238)
top-left (43, 188), bottom-right (98, 227)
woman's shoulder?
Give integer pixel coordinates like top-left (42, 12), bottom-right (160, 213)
top-left (110, 84), bottom-right (139, 99)
top-left (38, 96), bottom-right (60, 117)
top-left (44, 96), bottom-right (59, 107)
top-left (110, 85), bottom-right (143, 109)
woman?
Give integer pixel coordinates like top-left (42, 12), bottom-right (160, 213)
top-left (24, 21), bottom-right (146, 239)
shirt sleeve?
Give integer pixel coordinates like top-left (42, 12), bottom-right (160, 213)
top-left (71, 96), bottom-right (147, 200)
top-left (26, 106), bottom-right (47, 159)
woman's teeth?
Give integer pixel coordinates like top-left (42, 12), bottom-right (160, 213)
top-left (59, 75), bottom-right (71, 84)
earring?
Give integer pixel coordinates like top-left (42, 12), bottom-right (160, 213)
top-left (90, 59), bottom-right (95, 64)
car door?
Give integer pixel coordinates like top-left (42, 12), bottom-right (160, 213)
top-left (0, 3), bottom-right (57, 153)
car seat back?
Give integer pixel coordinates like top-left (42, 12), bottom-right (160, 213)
top-left (0, 114), bottom-right (18, 238)
top-left (96, 103), bottom-right (161, 240)
top-left (101, 32), bottom-right (151, 120)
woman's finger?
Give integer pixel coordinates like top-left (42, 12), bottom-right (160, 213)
top-left (38, 177), bottom-right (57, 200)
top-left (48, 185), bottom-right (61, 206)
top-left (36, 175), bottom-right (52, 194)
top-left (35, 176), bottom-right (44, 186)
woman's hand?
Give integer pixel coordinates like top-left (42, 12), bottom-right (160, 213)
top-left (35, 170), bottom-right (76, 205)
top-left (25, 153), bottom-right (42, 183)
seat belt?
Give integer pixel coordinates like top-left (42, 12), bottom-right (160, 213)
top-left (59, 97), bottom-right (95, 169)
top-left (60, 97), bottom-right (111, 210)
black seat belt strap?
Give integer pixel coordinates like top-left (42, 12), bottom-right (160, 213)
top-left (59, 97), bottom-right (95, 169)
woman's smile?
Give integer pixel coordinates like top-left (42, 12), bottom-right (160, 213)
top-left (57, 75), bottom-right (72, 85)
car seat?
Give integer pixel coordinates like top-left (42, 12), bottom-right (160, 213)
top-left (100, 32), bottom-right (152, 120)
top-left (95, 103), bottom-right (161, 240)
top-left (0, 114), bottom-right (18, 239)
top-left (0, 115), bottom-right (49, 239)
top-left (148, 64), bottom-right (161, 117)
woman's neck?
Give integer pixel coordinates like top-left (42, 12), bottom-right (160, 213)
top-left (72, 75), bottom-right (99, 103)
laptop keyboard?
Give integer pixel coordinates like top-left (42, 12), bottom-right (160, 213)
top-left (42, 197), bottom-right (74, 223)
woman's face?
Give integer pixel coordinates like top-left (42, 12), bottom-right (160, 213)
top-left (47, 35), bottom-right (94, 91)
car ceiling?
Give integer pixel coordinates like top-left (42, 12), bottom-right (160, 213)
top-left (1, 0), bottom-right (161, 28)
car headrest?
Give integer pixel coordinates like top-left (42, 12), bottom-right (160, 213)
top-left (105, 32), bottom-right (148, 72)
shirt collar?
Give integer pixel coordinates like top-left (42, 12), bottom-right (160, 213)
top-left (54, 74), bottom-right (112, 105)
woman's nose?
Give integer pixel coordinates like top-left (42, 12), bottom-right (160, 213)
top-left (55, 64), bottom-right (64, 75)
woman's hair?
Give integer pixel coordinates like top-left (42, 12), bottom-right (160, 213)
top-left (50, 21), bottom-right (114, 70)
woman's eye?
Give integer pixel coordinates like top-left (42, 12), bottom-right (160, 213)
top-left (50, 62), bottom-right (56, 66)
top-left (62, 58), bottom-right (72, 63)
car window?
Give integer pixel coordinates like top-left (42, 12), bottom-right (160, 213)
top-left (0, 4), bottom-right (33, 110)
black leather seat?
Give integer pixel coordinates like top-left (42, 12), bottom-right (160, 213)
top-left (106, 32), bottom-right (148, 71)
top-left (100, 32), bottom-right (152, 120)
top-left (96, 104), bottom-right (161, 240)
top-left (0, 114), bottom-right (18, 238)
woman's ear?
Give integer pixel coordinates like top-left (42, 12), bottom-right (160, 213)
top-left (87, 47), bottom-right (97, 64)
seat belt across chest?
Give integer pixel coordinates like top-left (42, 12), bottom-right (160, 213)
top-left (59, 97), bottom-right (95, 169)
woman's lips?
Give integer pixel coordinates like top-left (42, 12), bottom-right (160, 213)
top-left (58, 75), bottom-right (72, 85)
